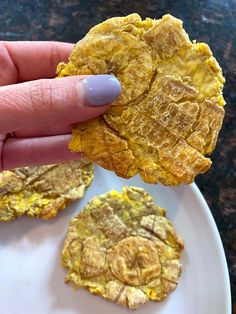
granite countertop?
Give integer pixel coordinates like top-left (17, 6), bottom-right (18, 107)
top-left (0, 0), bottom-right (235, 311)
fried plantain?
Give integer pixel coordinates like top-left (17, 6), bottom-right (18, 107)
top-left (57, 14), bottom-right (225, 185)
top-left (0, 160), bottom-right (93, 221)
top-left (62, 186), bottom-right (184, 310)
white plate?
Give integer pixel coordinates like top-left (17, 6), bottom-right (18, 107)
top-left (0, 166), bottom-right (231, 314)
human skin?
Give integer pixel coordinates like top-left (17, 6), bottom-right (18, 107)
top-left (0, 41), bottom-right (120, 171)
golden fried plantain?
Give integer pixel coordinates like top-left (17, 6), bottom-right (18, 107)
top-left (57, 14), bottom-right (225, 185)
top-left (0, 160), bottom-right (93, 221)
top-left (62, 186), bottom-right (184, 310)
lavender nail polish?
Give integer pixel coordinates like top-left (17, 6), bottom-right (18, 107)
top-left (78, 75), bottom-right (121, 106)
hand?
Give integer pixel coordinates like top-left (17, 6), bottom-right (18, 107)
top-left (0, 41), bottom-right (121, 171)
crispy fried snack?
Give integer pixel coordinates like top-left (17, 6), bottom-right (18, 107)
top-left (62, 186), bottom-right (184, 310)
top-left (0, 160), bottom-right (93, 222)
top-left (57, 14), bottom-right (225, 185)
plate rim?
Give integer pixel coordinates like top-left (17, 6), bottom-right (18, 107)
top-left (191, 182), bottom-right (232, 313)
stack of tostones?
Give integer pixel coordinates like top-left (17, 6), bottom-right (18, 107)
top-left (62, 186), bottom-right (184, 310)
top-left (57, 14), bottom-right (225, 186)
top-left (0, 160), bottom-right (94, 221)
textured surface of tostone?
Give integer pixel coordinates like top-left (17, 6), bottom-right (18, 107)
top-left (0, 160), bottom-right (94, 221)
top-left (62, 186), bottom-right (184, 309)
top-left (57, 14), bottom-right (225, 186)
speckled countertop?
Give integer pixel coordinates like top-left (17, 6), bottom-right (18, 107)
top-left (0, 0), bottom-right (235, 311)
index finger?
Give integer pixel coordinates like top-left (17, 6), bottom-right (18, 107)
top-left (0, 41), bottom-right (74, 85)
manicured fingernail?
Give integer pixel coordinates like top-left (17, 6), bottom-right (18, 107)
top-left (77, 75), bottom-right (121, 106)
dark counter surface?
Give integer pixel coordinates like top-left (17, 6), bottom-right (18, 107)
top-left (0, 0), bottom-right (235, 311)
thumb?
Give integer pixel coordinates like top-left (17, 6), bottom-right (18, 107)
top-left (0, 75), bottom-right (121, 134)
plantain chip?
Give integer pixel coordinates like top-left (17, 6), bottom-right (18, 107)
top-left (0, 160), bottom-right (93, 221)
top-left (57, 14), bottom-right (225, 185)
top-left (62, 186), bottom-right (184, 310)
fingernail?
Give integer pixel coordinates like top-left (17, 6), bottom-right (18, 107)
top-left (77, 75), bottom-right (121, 106)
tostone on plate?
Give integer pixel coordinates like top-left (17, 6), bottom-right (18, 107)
top-left (0, 166), bottom-right (231, 314)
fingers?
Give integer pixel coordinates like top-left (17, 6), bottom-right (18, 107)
top-left (2, 135), bottom-right (82, 170)
top-left (0, 41), bottom-right (74, 85)
top-left (14, 125), bottom-right (72, 137)
top-left (0, 74), bottom-right (121, 134)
